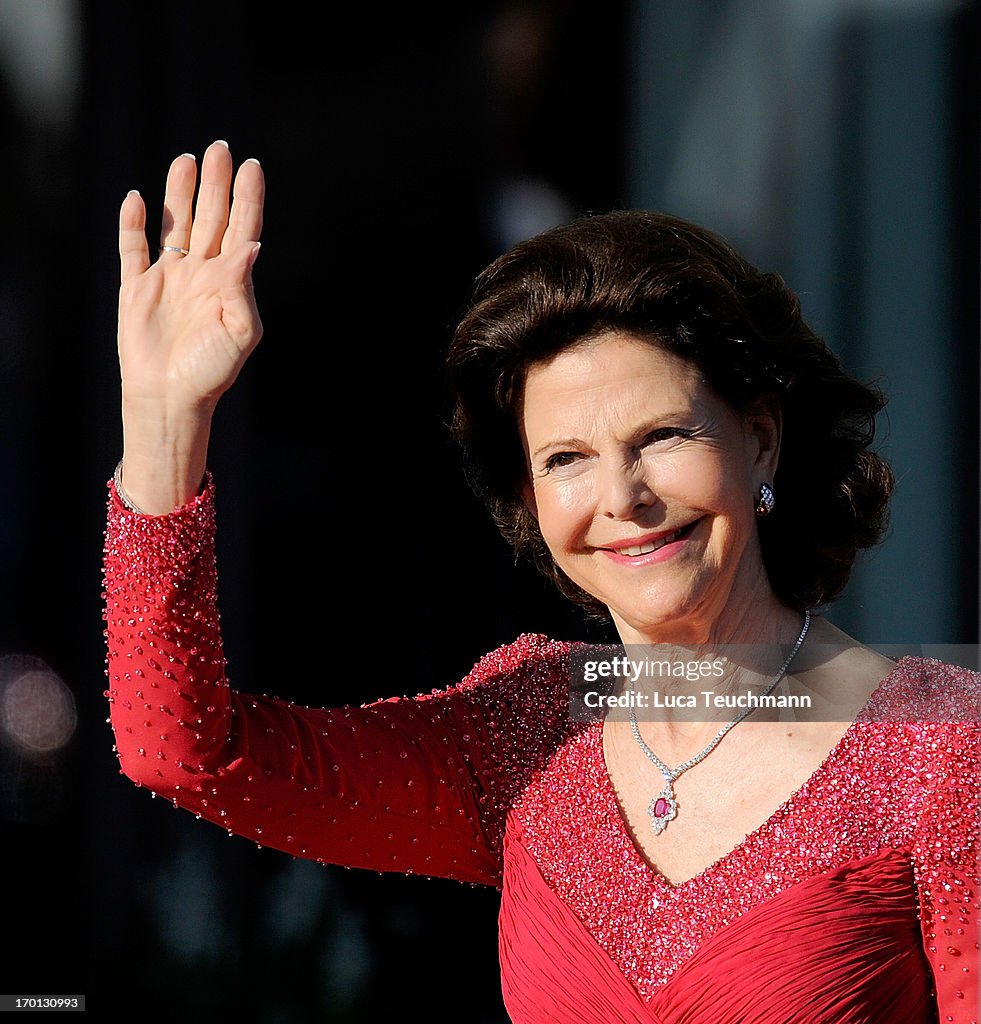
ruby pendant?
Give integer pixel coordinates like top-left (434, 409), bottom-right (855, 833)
top-left (647, 785), bottom-right (678, 835)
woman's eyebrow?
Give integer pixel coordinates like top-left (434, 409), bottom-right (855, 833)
top-left (531, 436), bottom-right (591, 459)
top-left (531, 408), bottom-right (706, 459)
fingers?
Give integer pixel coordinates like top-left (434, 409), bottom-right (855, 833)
top-left (128, 141), bottom-right (261, 278)
top-left (160, 152), bottom-right (198, 254)
top-left (187, 140), bottom-right (233, 259)
top-left (119, 190), bottom-right (150, 284)
top-left (222, 158), bottom-right (264, 256)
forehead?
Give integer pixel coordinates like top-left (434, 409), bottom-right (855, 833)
top-left (520, 332), bottom-right (706, 423)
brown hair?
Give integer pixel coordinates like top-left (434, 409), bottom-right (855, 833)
top-left (446, 209), bottom-right (894, 617)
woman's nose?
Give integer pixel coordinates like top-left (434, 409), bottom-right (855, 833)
top-left (598, 459), bottom-right (656, 520)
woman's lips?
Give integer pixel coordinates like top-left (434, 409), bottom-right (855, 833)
top-left (598, 519), bottom-right (701, 564)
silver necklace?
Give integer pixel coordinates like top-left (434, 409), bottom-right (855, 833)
top-left (628, 610), bottom-right (811, 835)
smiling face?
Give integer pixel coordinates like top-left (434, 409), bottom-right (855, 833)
top-left (520, 332), bottom-right (782, 644)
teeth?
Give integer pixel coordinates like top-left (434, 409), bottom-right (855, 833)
top-left (619, 528), bottom-right (682, 556)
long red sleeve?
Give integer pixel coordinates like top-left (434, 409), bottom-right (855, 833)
top-left (911, 715), bottom-right (980, 1021)
top-left (101, 477), bottom-right (570, 887)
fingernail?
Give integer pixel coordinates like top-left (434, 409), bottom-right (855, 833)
top-left (213, 139), bottom-right (229, 148)
top-left (180, 152), bottom-right (196, 160)
top-left (127, 189), bottom-right (141, 197)
top-left (244, 157), bottom-right (261, 167)
top-left (248, 242), bottom-right (262, 267)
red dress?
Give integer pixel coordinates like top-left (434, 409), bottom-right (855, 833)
top-left (102, 481), bottom-right (980, 1024)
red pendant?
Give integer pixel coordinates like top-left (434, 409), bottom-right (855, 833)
top-left (647, 785), bottom-right (678, 835)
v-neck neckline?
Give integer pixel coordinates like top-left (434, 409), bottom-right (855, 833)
top-left (595, 657), bottom-right (903, 890)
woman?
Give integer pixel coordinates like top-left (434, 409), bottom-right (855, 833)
top-left (105, 141), bottom-right (978, 1023)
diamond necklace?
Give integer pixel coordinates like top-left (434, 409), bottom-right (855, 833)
top-left (628, 610), bottom-right (811, 835)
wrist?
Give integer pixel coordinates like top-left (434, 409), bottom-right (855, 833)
top-left (121, 388), bottom-right (218, 430)
top-left (119, 398), bottom-right (214, 514)
top-left (112, 459), bottom-right (208, 514)
top-left (115, 453), bottom-right (209, 515)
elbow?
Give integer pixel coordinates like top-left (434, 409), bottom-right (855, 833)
top-left (113, 744), bottom-right (175, 794)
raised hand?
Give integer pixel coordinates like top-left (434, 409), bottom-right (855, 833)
top-left (116, 141), bottom-right (265, 513)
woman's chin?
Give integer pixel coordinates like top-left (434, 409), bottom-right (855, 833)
top-left (607, 604), bottom-right (708, 646)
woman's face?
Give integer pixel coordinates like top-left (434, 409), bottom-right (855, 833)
top-left (520, 332), bottom-right (780, 644)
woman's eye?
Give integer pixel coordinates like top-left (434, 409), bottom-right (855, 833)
top-left (544, 451), bottom-right (581, 472)
top-left (645, 427), bottom-right (693, 445)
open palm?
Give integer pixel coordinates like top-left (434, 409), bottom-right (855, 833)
top-left (118, 141), bottom-right (264, 411)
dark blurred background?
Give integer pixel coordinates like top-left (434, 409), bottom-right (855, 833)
top-left (0, 1), bottom-right (976, 1020)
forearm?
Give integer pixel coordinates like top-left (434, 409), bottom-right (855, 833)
top-left (103, 476), bottom-right (231, 783)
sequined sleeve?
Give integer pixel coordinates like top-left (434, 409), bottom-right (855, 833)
top-left (910, 714), bottom-right (980, 1022)
top-left (102, 478), bottom-right (570, 888)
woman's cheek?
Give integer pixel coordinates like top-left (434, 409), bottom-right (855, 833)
top-left (536, 472), bottom-right (595, 546)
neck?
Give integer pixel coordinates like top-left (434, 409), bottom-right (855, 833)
top-left (606, 602), bottom-right (809, 738)
top-left (611, 573), bottom-right (804, 664)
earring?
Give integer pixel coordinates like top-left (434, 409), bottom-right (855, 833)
top-left (756, 482), bottom-right (775, 517)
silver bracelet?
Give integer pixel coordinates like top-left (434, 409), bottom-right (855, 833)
top-left (112, 460), bottom-right (209, 514)
top-left (112, 460), bottom-right (149, 515)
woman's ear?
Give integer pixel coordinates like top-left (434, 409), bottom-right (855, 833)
top-left (746, 394), bottom-right (782, 481)
top-left (520, 478), bottom-right (539, 520)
